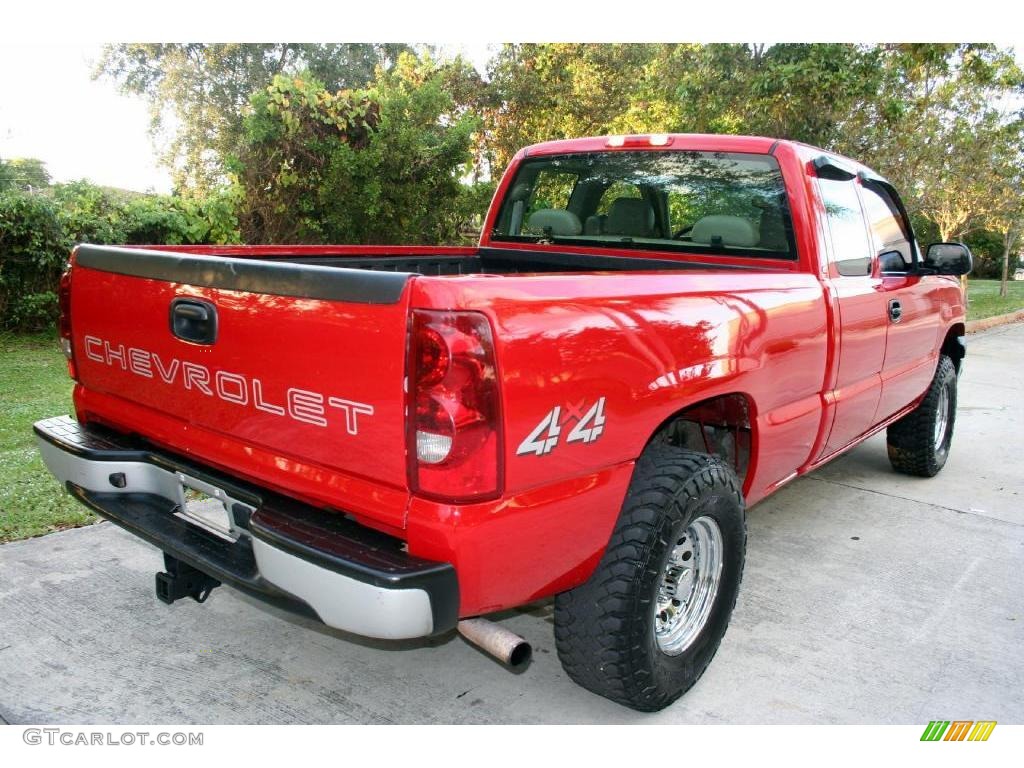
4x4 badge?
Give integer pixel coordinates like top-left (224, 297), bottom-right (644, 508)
top-left (516, 397), bottom-right (607, 456)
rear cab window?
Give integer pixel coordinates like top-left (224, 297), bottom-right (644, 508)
top-left (492, 150), bottom-right (797, 260)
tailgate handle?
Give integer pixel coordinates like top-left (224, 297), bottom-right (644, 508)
top-left (170, 298), bottom-right (218, 344)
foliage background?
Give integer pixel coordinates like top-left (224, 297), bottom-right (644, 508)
top-left (0, 181), bottom-right (239, 330)
top-left (1, 42), bottom-right (1023, 330)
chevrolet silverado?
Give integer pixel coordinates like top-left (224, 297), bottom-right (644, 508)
top-left (35, 133), bottom-right (972, 711)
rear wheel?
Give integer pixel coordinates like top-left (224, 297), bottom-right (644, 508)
top-left (887, 354), bottom-right (957, 477)
top-left (554, 444), bottom-right (746, 712)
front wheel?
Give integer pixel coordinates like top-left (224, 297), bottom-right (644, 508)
top-left (554, 444), bottom-right (746, 712)
top-left (886, 354), bottom-right (957, 477)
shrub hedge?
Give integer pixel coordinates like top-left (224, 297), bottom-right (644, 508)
top-left (0, 184), bottom-right (239, 331)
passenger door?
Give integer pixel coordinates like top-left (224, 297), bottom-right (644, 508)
top-left (816, 175), bottom-right (887, 457)
top-left (861, 182), bottom-right (944, 422)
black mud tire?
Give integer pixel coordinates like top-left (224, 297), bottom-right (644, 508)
top-left (886, 354), bottom-right (957, 477)
top-left (553, 444), bottom-right (746, 712)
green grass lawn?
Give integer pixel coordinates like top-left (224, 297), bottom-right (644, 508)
top-left (966, 279), bottom-right (1024, 321)
top-left (0, 333), bottom-right (96, 542)
top-left (1, 278), bottom-right (1023, 544)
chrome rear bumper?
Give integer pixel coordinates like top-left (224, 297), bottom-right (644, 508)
top-left (34, 416), bottom-right (458, 640)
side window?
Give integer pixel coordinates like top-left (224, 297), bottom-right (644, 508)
top-left (860, 184), bottom-right (913, 272)
top-left (818, 178), bottom-right (872, 277)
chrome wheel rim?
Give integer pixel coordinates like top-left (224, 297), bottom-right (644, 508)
top-left (934, 384), bottom-right (950, 448)
top-left (654, 515), bottom-right (724, 656)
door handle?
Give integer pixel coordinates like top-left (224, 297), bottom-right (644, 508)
top-left (170, 298), bottom-right (218, 344)
top-left (888, 299), bottom-right (903, 323)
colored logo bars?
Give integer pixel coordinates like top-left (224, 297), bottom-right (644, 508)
top-left (920, 721), bottom-right (997, 741)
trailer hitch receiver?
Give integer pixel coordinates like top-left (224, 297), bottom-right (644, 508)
top-left (155, 553), bottom-right (221, 604)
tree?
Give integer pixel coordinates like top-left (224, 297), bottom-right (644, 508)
top-left (0, 157), bottom-right (51, 191)
top-left (987, 126), bottom-right (1024, 297)
top-left (233, 52), bottom-right (479, 245)
top-left (840, 45), bottom-right (1024, 242)
top-left (841, 44), bottom-right (1024, 302)
top-left (485, 44), bottom-right (656, 170)
top-left (484, 44), bottom-right (885, 172)
top-left (95, 43), bottom-right (411, 192)
top-left (915, 115), bottom-right (1003, 243)
top-left (994, 207), bottom-right (1024, 298)
top-left (644, 43), bottom-right (884, 146)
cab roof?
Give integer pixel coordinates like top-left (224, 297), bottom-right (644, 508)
top-left (520, 133), bottom-right (782, 157)
top-left (518, 133), bottom-right (887, 186)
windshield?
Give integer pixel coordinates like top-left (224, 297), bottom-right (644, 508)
top-left (492, 150), bottom-right (795, 259)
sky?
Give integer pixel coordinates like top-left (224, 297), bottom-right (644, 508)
top-left (0, 45), bottom-right (172, 192)
top-left (0, 44), bottom-right (494, 194)
top-left (0, 41), bottom-right (1020, 195)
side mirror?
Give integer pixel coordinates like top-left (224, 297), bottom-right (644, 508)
top-left (879, 249), bottom-right (910, 273)
top-left (923, 242), bottom-right (973, 276)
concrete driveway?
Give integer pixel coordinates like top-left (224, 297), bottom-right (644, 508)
top-left (2, 323), bottom-right (1022, 724)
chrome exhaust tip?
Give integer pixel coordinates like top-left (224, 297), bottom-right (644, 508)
top-left (457, 618), bottom-right (532, 668)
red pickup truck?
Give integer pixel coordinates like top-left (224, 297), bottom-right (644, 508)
top-left (36, 133), bottom-right (971, 711)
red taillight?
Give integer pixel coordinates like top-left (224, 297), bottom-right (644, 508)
top-left (415, 324), bottom-right (450, 388)
top-left (58, 260), bottom-right (77, 380)
top-left (407, 310), bottom-right (502, 502)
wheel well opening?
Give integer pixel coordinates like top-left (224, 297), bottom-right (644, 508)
top-left (648, 393), bottom-right (754, 487)
top-left (941, 323), bottom-right (966, 374)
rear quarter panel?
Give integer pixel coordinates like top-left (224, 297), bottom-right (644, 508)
top-left (407, 270), bottom-right (829, 614)
top-left (413, 270), bottom-right (829, 504)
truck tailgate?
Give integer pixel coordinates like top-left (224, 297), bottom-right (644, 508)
top-left (69, 245), bottom-right (413, 528)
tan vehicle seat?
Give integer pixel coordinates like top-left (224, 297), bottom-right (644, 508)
top-left (525, 209), bottom-right (583, 236)
top-left (690, 215), bottom-right (758, 247)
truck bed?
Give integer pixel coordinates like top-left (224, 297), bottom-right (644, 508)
top-left (129, 243), bottom-right (765, 276)
top-left (65, 241), bottom-right (800, 546)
